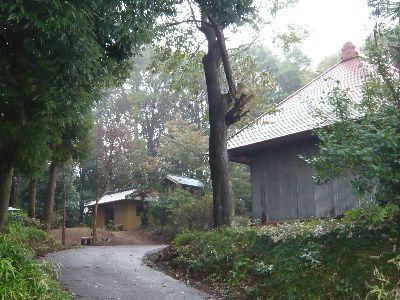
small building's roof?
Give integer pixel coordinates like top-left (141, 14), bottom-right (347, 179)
top-left (8, 207), bottom-right (20, 211)
top-left (228, 42), bottom-right (367, 153)
top-left (165, 174), bottom-right (204, 189)
top-left (86, 189), bottom-right (157, 207)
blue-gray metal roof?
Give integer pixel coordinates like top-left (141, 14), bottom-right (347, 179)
top-left (166, 174), bottom-right (204, 188)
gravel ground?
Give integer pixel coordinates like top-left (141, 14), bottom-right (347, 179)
top-left (45, 245), bottom-right (215, 300)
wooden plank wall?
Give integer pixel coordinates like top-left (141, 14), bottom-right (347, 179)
top-left (250, 141), bottom-right (359, 222)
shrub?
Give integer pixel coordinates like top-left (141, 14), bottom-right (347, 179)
top-left (105, 220), bottom-right (114, 231)
top-left (176, 193), bottom-right (212, 231)
top-left (0, 214), bottom-right (70, 299)
top-left (166, 205), bottom-right (400, 299)
top-left (367, 255), bottom-right (400, 299)
top-left (149, 188), bottom-right (212, 234)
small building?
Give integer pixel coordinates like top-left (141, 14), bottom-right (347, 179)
top-left (8, 207), bottom-right (20, 211)
top-left (86, 189), bottom-right (156, 230)
top-left (228, 42), bottom-right (366, 223)
top-left (162, 174), bottom-right (204, 194)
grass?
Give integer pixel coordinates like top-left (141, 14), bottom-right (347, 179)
top-left (0, 212), bottom-right (71, 300)
top-left (155, 205), bottom-right (400, 299)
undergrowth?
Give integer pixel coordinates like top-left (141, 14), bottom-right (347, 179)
top-left (0, 212), bottom-right (71, 300)
top-left (159, 205), bottom-right (400, 299)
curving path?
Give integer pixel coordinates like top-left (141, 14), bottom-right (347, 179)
top-left (45, 245), bottom-right (214, 300)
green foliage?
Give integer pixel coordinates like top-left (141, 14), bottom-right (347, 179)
top-left (149, 188), bottom-right (211, 233)
top-left (368, 255), bottom-right (400, 299)
top-left (309, 3), bottom-right (400, 205)
top-left (274, 24), bottom-right (309, 53)
top-left (51, 113), bottom-right (95, 166)
top-left (157, 116), bottom-right (209, 180)
top-left (316, 54), bottom-right (340, 74)
top-left (195, 0), bottom-right (258, 28)
top-left (20, 161), bottom-right (81, 227)
top-left (7, 211), bottom-right (43, 230)
top-left (247, 46), bottom-right (315, 105)
top-left (0, 213), bottom-right (69, 299)
top-left (176, 192), bottom-right (212, 231)
top-left (148, 47), bottom-right (206, 99)
top-left (229, 163), bottom-right (251, 216)
top-left (105, 220), bottom-right (114, 231)
top-left (166, 205), bottom-right (400, 299)
top-left (310, 68), bottom-right (400, 203)
top-left (93, 92), bottom-right (144, 189)
top-left (0, 0), bottom-right (178, 229)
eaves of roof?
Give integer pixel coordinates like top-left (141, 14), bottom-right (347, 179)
top-left (227, 56), bottom-right (366, 155)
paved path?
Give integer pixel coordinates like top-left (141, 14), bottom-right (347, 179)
top-left (45, 245), bottom-right (214, 300)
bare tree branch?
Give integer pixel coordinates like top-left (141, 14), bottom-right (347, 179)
top-left (165, 19), bottom-right (210, 28)
top-left (229, 37), bottom-right (260, 57)
top-left (225, 94), bottom-right (254, 126)
top-left (187, 0), bottom-right (201, 31)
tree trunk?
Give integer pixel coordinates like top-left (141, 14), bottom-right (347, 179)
top-left (43, 162), bottom-right (59, 232)
top-left (27, 177), bottom-right (37, 218)
top-left (0, 165), bottom-right (13, 231)
top-left (62, 170), bottom-right (67, 246)
top-left (202, 26), bottom-right (232, 227)
top-left (8, 175), bottom-right (20, 208)
top-left (77, 166), bottom-right (85, 225)
top-left (160, 199), bottom-right (166, 234)
top-left (92, 177), bottom-right (101, 245)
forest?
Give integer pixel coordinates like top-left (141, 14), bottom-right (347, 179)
top-left (1, 14), bottom-right (323, 233)
top-left (7, 46), bottom-right (322, 227)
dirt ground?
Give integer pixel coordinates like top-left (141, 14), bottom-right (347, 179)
top-left (50, 227), bottom-right (159, 248)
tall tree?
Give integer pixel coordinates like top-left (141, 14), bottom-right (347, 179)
top-left (44, 114), bottom-right (93, 231)
top-left (0, 0), bottom-right (176, 230)
top-left (192, 1), bottom-right (258, 226)
top-left (93, 93), bottom-right (142, 189)
top-left (173, 1), bottom-right (294, 226)
top-left (91, 94), bottom-right (144, 243)
top-left (127, 49), bottom-right (208, 156)
top-left (155, 0), bottom-right (297, 226)
top-left (43, 162), bottom-right (59, 232)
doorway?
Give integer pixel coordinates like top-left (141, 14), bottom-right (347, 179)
top-left (104, 206), bottom-right (115, 226)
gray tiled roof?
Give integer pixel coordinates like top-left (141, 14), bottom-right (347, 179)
top-left (228, 56), bottom-right (367, 150)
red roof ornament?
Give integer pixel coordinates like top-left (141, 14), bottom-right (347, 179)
top-left (340, 42), bottom-right (358, 61)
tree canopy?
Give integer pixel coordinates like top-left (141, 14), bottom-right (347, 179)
top-left (0, 0), bottom-right (176, 229)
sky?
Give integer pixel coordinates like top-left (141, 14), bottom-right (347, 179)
top-left (229, 0), bottom-right (375, 68)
